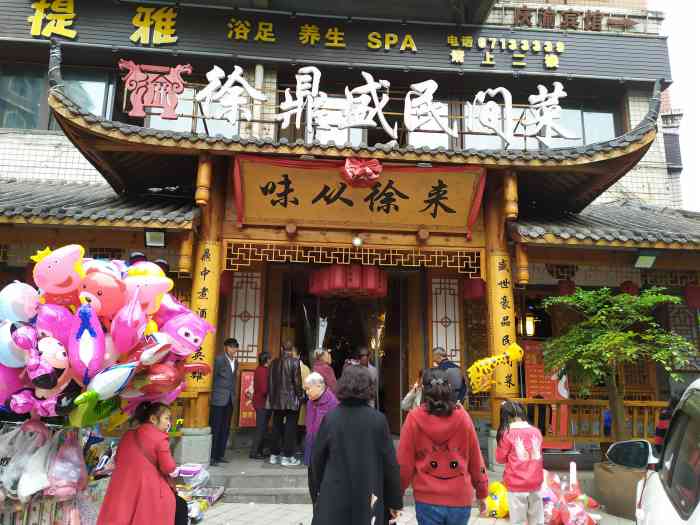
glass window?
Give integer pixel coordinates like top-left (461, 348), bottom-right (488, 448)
top-left (661, 392), bottom-right (700, 519)
top-left (0, 65), bottom-right (46, 129)
top-left (463, 103), bottom-right (502, 150)
top-left (542, 108), bottom-right (584, 149)
top-left (146, 87), bottom-right (196, 133)
top-left (408, 101), bottom-right (450, 150)
top-left (583, 111), bottom-right (616, 144)
top-left (63, 69), bottom-right (110, 117)
top-left (313, 97), bottom-right (363, 147)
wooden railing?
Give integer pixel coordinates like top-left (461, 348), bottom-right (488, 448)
top-left (490, 397), bottom-right (669, 443)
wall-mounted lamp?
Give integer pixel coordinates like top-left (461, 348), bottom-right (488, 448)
top-left (524, 314), bottom-right (537, 337)
top-left (352, 234), bottom-right (364, 247)
top-left (145, 230), bottom-right (166, 248)
top-left (634, 249), bottom-right (658, 269)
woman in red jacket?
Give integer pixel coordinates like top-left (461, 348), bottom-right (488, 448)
top-left (398, 368), bottom-right (488, 525)
top-left (250, 351), bottom-right (271, 459)
top-left (98, 402), bottom-right (186, 525)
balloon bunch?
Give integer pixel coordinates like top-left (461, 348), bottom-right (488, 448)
top-left (0, 244), bottom-right (214, 427)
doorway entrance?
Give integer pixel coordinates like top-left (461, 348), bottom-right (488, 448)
top-left (277, 265), bottom-right (409, 433)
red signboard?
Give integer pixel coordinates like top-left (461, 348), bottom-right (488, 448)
top-left (238, 370), bottom-right (256, 428)
top-left (522, 340), bottom-right (572, 449)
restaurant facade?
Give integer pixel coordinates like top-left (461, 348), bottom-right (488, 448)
top-left (1, 0), bottom-right (698, 461)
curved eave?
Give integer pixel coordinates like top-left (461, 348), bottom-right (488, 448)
top-left (0, 215), bottom-right (193, 231)
top-left (509, 234), bottom-right (700, 252)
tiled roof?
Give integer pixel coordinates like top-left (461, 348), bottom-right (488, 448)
top-left (0, 178), bottom-right (197, 229)
top-left (510, 202), bottom-right (700, 247)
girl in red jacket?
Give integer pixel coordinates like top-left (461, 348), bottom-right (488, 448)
top-left (398, 368), bottom-right (488, 525)
top-left (495, 400), bottom-right (544, 525)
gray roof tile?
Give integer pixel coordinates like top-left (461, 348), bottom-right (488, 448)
top-left (0, 178), bottom-right (196, 229)
top-left (511, 202), bottom-right (700, 247)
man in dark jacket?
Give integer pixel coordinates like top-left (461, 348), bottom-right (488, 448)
top-left (209, 338), bottom-right (239, 466)
top-left (268, 343), bottom-right (304, 467)
top-left (432, 347), bottom-right (467, 403)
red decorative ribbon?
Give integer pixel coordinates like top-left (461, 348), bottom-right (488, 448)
top-left (341, 158), bottom-right (383, 188)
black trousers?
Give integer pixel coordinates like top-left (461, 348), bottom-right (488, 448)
top-left (270, 409), bottom-right (298, 458)
top-left (174, 495), bottom-right (189, 525)
top-left (209, 401), bottom-right (233, 461)
top-left (251, 407), bottom-right (271, 456)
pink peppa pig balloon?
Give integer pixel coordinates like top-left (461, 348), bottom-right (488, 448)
top-left (0, 281), bottom-right (40, 322)
top-left (36, 304), bottom-right (73, 348)
top-left (110, 294), bottom-right (147, 356)
top-left (30, 244), bottom-right (85, 308)
top-left (0, 364), bottom-right (26, 405)
top-left (68, 303), bottom-right (105, 385)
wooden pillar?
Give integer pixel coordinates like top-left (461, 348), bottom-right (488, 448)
top-left (515, 243), bottom-right (529, 285)
top-left (185, 160), bottom-right (225, 428)
top-left (485, 173), bottom-right (519, 410)
top-left (503, 170), bottom-right (518, 220)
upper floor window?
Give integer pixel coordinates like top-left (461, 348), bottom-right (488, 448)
top-left (0, 64), bottom-right (47, 129)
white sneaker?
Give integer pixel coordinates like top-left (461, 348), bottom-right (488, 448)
top-left (281, 456), bottom-right (301, 467)
top-left (269, 454), bottom-right (280, 465)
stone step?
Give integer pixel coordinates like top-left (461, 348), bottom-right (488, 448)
top-left (211, 471), bottom-right (309, 489)
top-left (222, 487), bottom-right (417, 506)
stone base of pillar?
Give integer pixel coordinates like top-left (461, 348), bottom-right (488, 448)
top-left (487, 429), bottom-right (506, 473)
top-left (173, 427), bottom-right (213, 465)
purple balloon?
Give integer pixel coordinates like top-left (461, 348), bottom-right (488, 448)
top-left (110, 294), bottom-right (146, 356)
top-left (10, 322), bottom-right (37, 351)
top-left (36, 304), bottom-right (73, 348)
top-left (152, 292), bottom-right (188, 328)
top-left (0, 364), bottom-right (25, 405)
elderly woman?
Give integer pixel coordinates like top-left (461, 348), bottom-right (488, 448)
top-left (312, 348), bottom-right (337, 394)
top-left (303, 372), bottom-right (338, 466)
top-left (310, 366), bottom-right (402, 525)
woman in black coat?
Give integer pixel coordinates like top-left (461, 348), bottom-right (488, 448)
top-left (309, 365), bottom-right (403, 525)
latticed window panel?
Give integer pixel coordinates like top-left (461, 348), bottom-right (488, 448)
top-left (642, 270), bottom-right (700, 288)
top-left (224, 242), bottom-right (482, 276)
top-left (87, 247), bottom-right (124, 260)
top-left (431, 277), bottom-right (462, 367)
top-left (464, 300), bottom-right (490, 411)
top-left (229, 271), bottom-right (263, 364)
top-left (667, 303), bottom-right (700, 371)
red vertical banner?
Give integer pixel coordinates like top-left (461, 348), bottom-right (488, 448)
top-left (238, 370), bottom-right (256, 428)
top-left (522, 340), bottom-right (572, 449)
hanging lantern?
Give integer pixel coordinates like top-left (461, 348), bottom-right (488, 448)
top-left (220, 270), bottom-right (234, 297)
top-left (685, 284), bottom-right (700, 309)
top-left (463, 278), bottom-right (486, 301)
top-left (557, 279), bottom-right (576, 296)
top-left (619, 280), bottom-right (640, 296)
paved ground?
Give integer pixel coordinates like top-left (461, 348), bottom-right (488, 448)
top-left (201, 503), bottom-right (634, 524)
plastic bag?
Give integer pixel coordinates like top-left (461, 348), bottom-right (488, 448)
top-left (45, 432), bottom-right (88, 502)
top-left (1, 429), bottom-right (44, 499)
top-left (185, 468), bottom-right (210, 491)
top-left (18, 429), bottom-right (61, 502)
top-left (0, 426), bottom-right (21, 476)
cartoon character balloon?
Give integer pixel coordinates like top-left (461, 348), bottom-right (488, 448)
top-left (31, 245), bottom-right (86, 308)
top-left (485, 481), bottom-right (509, 519)
top-left (159, 311), bottom-right (214, 361)
top-left (0, 364), bottom-right (26, 405)
top-left (68, 303), bottom-right (105, 385)
top-left (78, 266), bottom-right (127, 326)
top-left (110, 294), bottom-right (147, 356)
top-left (0, 321), bottom-right (29, 368)
top-left (124, 263), bottom-right (173, 335)
top-left (36, 304), bottom-right (73, 348)
top-left (0, 281), bottom-right (40, 322)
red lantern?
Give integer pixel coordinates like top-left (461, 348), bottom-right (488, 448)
top-left (328, 265), bottom-right (347, 293)
top-left (463, 278), bottom-right (486, 301)
top-left (220, 270), bottom-right (234, 297)
top-left (347, 265), bottom-right (363, 292)
top-left (619, 280), bottom-right (640, 295)
top-left (557, 279), bottom-right (576, 296)
top-left (685, 284), bottom-right (700, 309)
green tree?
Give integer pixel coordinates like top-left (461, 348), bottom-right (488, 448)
top-left (542, 287), bottom-right (694, 441)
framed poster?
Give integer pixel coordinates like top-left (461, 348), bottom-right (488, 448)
top-left (238, 370), bottom-right (256, 428)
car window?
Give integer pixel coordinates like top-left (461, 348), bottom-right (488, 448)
top-left (660, 392), bottom-right (700, 519)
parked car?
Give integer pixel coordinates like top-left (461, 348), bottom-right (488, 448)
top-left (606, 378), bottom-right (700, 524)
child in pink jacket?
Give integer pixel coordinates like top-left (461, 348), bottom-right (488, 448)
top-left (496, 400), bottom-right (544, 525)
